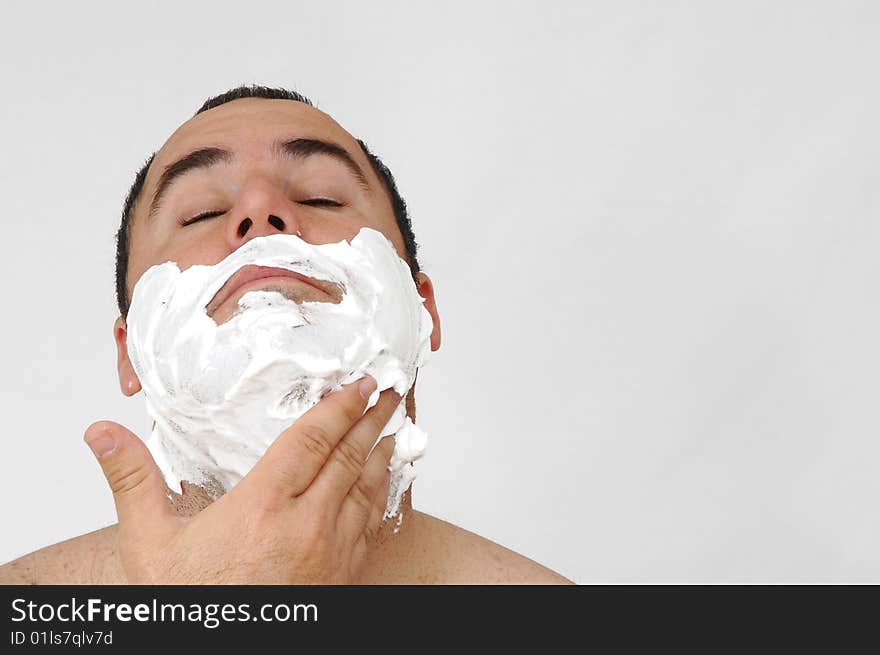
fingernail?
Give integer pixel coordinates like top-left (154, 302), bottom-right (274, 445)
top-left (85, 430), bottom-right (116, 458)
top-left (358, 375), bottom-right (377, 399)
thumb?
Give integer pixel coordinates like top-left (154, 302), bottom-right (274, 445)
top-left (84, 420), bottom-right (173, 529)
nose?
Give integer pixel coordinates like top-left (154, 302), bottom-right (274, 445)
top-left (225, 177), bottom-right (303, 248)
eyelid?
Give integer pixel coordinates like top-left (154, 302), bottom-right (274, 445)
top-left (178, 196), bottom-right (344, 227)
top-left (179, 210), bottom-right (224, 227)
top-left (299, 197), bottom-right (344, 207)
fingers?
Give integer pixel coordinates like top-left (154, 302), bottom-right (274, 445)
top-left (307, 389), bottom-right (401, 511)
top-left (84, 420), bottom-right (174, 533)
top-left (244, 376), bottom-right (378, 498)
top-left (337, 435), bottom-right (396, 539)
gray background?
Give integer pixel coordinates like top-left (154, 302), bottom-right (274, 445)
top-left (1, 1), bottom-right (878, 583)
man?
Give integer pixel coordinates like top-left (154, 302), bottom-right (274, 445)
top-left (0, 85), bottom-right (570, 584)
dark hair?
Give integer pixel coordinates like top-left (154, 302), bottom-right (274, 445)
top-left (114, 84), bottom-right (419, 315)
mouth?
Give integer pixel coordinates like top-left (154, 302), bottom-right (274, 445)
top-left (205, 265), bottom-right (344, 321)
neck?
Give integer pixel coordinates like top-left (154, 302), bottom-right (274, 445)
top-left (369, 486), bottom-right (418, 555)
top-left (385, 387), bottom-right (419, 530)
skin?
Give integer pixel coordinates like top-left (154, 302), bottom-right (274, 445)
top-left (0, 98), bottom-right (571, 584)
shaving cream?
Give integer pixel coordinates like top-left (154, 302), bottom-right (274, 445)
top-left (125, 228), bottom-right (432, 518)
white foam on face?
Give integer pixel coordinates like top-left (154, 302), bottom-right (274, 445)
top-left (125, 228), bottom-right (433, 518)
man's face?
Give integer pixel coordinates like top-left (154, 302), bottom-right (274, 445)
top-left (116, 97), bottom-right (440, 395)
top-left (127, 98), bottom-right (407, 303)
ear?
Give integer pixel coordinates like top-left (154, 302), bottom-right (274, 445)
top-left (416, 272), bottom-right (441, 352)
top-left (114, 315), bottom-right (142, 396)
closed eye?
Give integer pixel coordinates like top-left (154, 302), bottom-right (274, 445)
top-left (179, 198), bottom-right (342, 227)
top-left (179, 210), bottom-right (224, 227)
top-left (299, 198), bottom-right (344, 208)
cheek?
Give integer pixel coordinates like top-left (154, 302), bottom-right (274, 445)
top-left (167, 233), bottom-right (231, 271)
top-left (315, 222), bottom-right (363, 245)
top-left (356, 203), bottom-right (408, 262)
top-left (302, 209), bottom-right (369, 246)
top-left (130, 224), bottom-right (230, 287)
top-left (326, 206), bottom-right (404, 256)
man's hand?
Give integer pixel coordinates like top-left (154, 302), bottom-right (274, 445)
top-left (84, 376), bottom-right (397, 584)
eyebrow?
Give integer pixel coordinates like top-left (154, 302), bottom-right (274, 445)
top-left (147, 137), bottom-right (371, 219)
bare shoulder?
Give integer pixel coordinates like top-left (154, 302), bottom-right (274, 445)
top-left (367, 510), bottom-right (573, 584)
top-left (0, 525), bottom-right (124, 585)
top-left (1, 515), bottom-right (572, 585)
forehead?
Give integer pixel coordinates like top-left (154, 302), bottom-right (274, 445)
top-left (144, 98), bottom-right (370, 196)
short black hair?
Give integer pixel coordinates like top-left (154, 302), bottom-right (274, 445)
top-left (115, 84), bottom-right (419, 316)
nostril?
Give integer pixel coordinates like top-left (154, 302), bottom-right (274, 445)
top-left (237, 218), bottom-right (253, 239)
top-left (267, 214), bottom-right (285, 231)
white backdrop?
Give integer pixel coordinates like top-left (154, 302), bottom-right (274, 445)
top-left (1, 1), bottom-right (878, 583)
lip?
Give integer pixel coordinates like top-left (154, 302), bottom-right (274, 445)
top-left (205, 265), bottom-right (341, 316)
